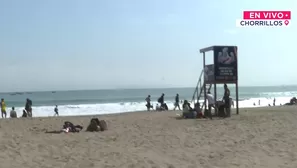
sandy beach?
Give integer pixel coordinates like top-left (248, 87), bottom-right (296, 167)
top-left (0, 106), bottom-right (297, 168)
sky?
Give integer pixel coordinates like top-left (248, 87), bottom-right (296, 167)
top-left (0, 0), bottom-right (296, 92)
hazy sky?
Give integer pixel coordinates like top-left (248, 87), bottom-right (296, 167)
top-left (0, 0), bottom-right (296, 92)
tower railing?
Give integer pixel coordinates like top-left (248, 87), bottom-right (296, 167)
top-left (191, 69), bottom-right (212, 109)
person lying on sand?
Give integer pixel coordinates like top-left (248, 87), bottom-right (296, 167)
top-left (45, 121), bottom-right (83, 134)
top-left (86, 118), bottom-right (107, 132)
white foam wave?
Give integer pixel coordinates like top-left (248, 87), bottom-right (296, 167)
top-left (5, 96), bottom-right (294, 118)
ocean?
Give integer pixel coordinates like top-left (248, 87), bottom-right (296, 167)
top-left (1, 85), bottom-right (297, 117)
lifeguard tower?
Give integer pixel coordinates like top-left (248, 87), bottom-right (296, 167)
top-left (191, 45), bottom-right (239, 117)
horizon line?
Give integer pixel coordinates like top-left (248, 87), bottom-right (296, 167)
top-left (0, 84), bottom-right (295, 94)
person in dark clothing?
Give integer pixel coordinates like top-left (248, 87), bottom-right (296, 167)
top-left (45, 121), bottom-right (83, 133)
top-left (173, 94), bottom-right (181, 110)
top-left (223, 83), bottom-right (230, 117)
top-left (284, 97), bottom-right (297, 105)
top-left (22, 109), bottom-right (28, 118)
top-left (86, 118), bottom-right (108, 132)
top-left (25, 98), bottom-right (33, 117)
top-left (54, 105), bottom-right (59, 116)
top-left (273, 98), bottom-right (276, 106)
top-left (158, 93), bottom-right (165, 105)
top-left (291, 97), bottom-right (297, 104)
top-left (158, 93), bottom-right (167, 110)
top-left (63, 121), bottom-right (83, 132)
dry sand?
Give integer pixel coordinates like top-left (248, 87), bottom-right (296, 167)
top-left (1, 106), bottom-right (297, 168)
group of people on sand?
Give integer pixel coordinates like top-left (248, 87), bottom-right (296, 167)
top-left (255, 98), bottom-right (277, 107)
top-left (145, 93), bottom-right (169, 111)
top-left (0, 98), bottom-right (61, 118)
top-left (254, 97), bottom-right (297, 107)
top-left (0, 98), bottom-right (33, 118)
top-left (145, 93), bottom-right (183, 111)
top-left (181, 83), bottom-right (231, 119)
top-left (144, 84), bottom-right (232, 119)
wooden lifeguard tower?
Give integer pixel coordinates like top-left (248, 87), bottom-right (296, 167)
top-left (191, 45), bottom-right (239, 117)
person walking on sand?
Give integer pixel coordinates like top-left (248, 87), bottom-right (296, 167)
top-left (10, 107), bottom-right (17, 118)
top-left (1, 98), bottom-right (7, 118)
top-left (158, 93), bottom-right (165, 106)
top-left (173, 94), bottom-right (181, 110)
top-left (54, 105), bottom-right (59, 116)
top-left (145, 95), bottom-right (153, 111)
top-left (157, 93), bottom-right (168, 111)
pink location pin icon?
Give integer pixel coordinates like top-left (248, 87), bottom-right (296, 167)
top-left (284, 20), bottom-right (289, 26)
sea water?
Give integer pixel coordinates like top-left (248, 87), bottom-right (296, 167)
top-left (1, 85), bottom-right (297, 117)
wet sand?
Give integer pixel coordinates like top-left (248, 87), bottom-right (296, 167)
top-left (0, 106), bottom-right (297, 168)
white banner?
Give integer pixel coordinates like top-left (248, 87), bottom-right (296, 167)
top-left (235, 19), bottom-right (290, 28)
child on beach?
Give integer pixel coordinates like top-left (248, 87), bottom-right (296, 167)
top-left (10, 107), bottom-right (17, 118)
top-left (1, 98), bottom-right (7, 118)
top-left (22, 109), bottom-right (28, 117)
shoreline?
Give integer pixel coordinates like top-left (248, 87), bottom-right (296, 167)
top-left (2, 104), bottom-right (294, 120)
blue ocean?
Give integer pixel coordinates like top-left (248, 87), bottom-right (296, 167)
top-left (1, 85), bottom-right (296, 117)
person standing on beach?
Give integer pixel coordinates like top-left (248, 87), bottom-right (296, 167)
top-left (206, 91), bottom-right (215, 114)
top-left (1, 98), bottom-right (7, 118)
top-left (173, 94), bottom-right (181, 110)
top-left (145, 95), bottom-right (153, 111)
top-left (54, 105), bottom-right (59, 116)
top-left (223, 84), bottom-right (230, 117)
top-left (25, 98), bottom-right (33, 117)
top-left (273, 98), bottom-right (276, 106)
